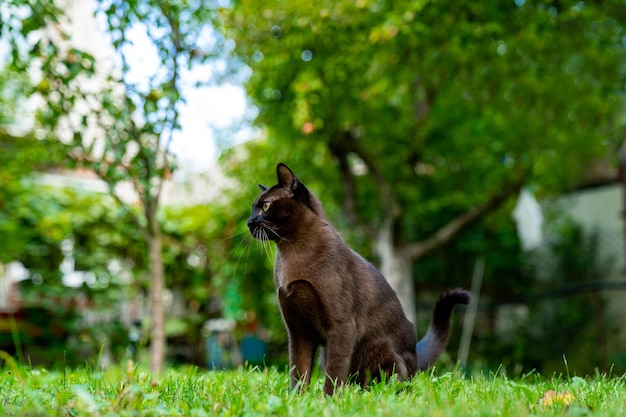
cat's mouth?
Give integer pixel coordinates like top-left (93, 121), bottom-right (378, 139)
top-left (250, 224), bottom-right (282, 242)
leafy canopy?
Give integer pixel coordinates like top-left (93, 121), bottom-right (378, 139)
top-left (223, 0), bottom-right (626, 243)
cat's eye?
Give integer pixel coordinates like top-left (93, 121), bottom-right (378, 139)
top-left (262, 202), bottom-right (271, 212)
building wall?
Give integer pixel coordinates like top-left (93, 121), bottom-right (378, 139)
top-left (559, 184), bottom-right (625, 277)
top-left (557, 183), bottom-right (626, 348)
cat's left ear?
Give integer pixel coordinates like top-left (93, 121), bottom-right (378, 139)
top-left (276, 163), bottom-right (299, 191)
top-left (258, 184), bottom-right (269, 191)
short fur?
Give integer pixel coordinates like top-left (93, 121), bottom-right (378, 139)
top-left (248, 163), bottom-right (470, 395)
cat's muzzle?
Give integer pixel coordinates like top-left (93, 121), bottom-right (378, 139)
top-left (247, 218), bottom-right (279, 241)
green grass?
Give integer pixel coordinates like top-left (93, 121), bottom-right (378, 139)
top-left (1, 358), bottom-right (625, 416)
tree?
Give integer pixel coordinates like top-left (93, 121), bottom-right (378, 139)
top-left (4, 0), bottom-right (228, 372)
top-left (222, 0), bottom-right (626, 322)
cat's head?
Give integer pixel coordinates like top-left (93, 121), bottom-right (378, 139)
top-left (247, 163), bottom-right (326, 242)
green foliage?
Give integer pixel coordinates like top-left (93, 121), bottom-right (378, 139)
top-left (0, 66), bottom-right (28, 130)
top-left (0, 65), bottom-right (68, 259)
top-left (516, 222), bottom-right (618, 375)
top-left (0, 62), bottom-right (134, 366)
top-left (422, 213), bottom-right (625, 376)
top-left (1, 174), bottom-right (272, 368)
top-left (0, 185), bottom-right (141, 366)
top-left (2, 0), bottom-right (232, 194)
top-left (223, 0), bottom-right (626, 235)
top-left (0, 364), bottom-right (625, 416)
top-left (2, 0), bottom-right (235, 244)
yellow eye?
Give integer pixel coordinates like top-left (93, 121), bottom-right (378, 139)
top-left (262, 202), bottom-right (271, 212)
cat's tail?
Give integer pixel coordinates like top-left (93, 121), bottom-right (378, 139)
top-left (416, 288), bottom-right (471, 370)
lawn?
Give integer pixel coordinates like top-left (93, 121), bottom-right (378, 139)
top-left (1, 357), bottom-right (625, 416)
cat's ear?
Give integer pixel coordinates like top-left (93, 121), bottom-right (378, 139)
top-left (258, 184), bottom-right (269, 192)
top-left (276, 163), bottom-right (299, 191)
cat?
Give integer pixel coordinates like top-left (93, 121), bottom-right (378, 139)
top-left (247, 163), bottom-right (471, 395)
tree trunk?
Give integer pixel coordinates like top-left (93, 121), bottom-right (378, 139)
top-left (148, 231), bottom-right (166, 373)
top-left (375, 221), bottom-right (416, 324)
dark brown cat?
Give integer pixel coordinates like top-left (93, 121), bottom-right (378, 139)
top-left (247, 163), bottom-right (470, 395)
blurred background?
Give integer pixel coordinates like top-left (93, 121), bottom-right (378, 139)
top-left (1, 0), bottom-right (626, 376)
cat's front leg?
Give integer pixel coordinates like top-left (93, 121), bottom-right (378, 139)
top-left (323, 321), bottom-right (356, 395)
top-left (288, 332), bottom-right (317, 391)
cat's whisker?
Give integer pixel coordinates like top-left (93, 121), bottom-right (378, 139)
top-left (243, 233), bottom-right (255, 279)
top-left (226, 230), bottom-right (258, 286)
top-left (223, 229), bottom-right (250, 242)
top-left (256, 226), bottom-right (265, 241)
top-left (264, 224), bottom-right (287, 242)
top-left (228, 231), bottom-right (249, 250)
top-left (224, 232), bottom-right (252, 264)
top-left (258, 230), bottom-right (267, 254)
top-left (229, 238), bottom-right (248, 274)
top-left (260, 230), bottom-right (275, 263)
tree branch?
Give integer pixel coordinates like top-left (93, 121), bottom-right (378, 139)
top-left (401, 175), bottom-right (528, 261)
top-left (150, 4), bottom-right (183, 212)
top-left (329, 130), bottom-right (408, 238)
top-left (328, 131), bottom-right (376, 237)
top-left (350, 138), bottom-right (402, 221)
top-left (335, 146), bottom-right (360, 226)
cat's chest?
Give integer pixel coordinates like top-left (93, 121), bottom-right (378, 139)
top-left (273, 250), bottom-right (356, 325)
top-left (273, 252), bottom-right (326, 288)
top-left (274, 256), bottom-right (300, 289)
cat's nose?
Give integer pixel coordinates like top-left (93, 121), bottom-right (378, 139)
top-left (246, 217), bottom-right (256, 231)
